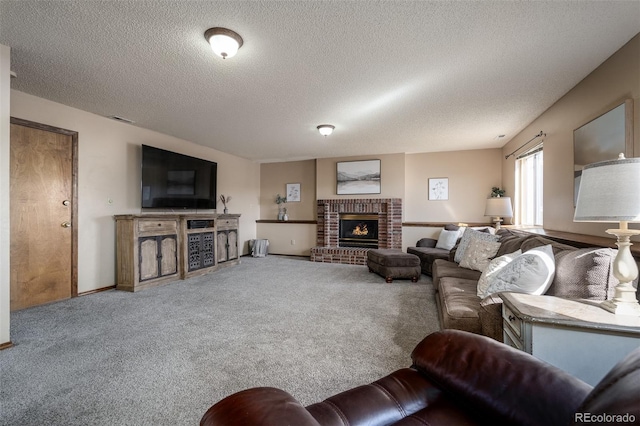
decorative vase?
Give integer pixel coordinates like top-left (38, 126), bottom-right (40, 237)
top-left (283, 213), bottom-right (289, 221)
top-left (223, 208), bottom-right (228, 214)
top-left (278, 206), bottom-right (285, 221)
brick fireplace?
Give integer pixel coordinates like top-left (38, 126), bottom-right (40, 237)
top-left (310, 198), bottom-right (402, 265)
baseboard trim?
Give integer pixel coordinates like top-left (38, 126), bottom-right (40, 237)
top-left (0, 341), bottom-right (15, 351)
top-left (79, 285), bottom-right (116, 296)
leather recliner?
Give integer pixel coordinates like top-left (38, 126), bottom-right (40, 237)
top-left (201, 329), bottom-right (640, 426)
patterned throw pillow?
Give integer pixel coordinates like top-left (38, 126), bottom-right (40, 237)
top-left (459, 238), bottom-right (501, 272)
top-left (454, 228), bottom-right (500, 264)
top-left (435, 229), bottom-right (459, 251)
top-left (482, 245), bottom-right (556, 298)
top-left (477, 249), bottom-right (522, 298)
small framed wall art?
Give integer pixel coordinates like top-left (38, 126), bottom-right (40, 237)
top-left (428, 178), bottom-right (448, 200)
top-left (286, 183), bottom-right (301, 202)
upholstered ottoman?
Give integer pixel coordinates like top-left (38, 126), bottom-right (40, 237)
top-left (367, 249), bottom-right (421, 283)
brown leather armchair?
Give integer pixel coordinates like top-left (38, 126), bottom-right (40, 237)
top-left (201, 330), bottom-right (640, 426)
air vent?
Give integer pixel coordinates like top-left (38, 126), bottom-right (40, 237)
top-left (107, 115), bottom-right (135, 124)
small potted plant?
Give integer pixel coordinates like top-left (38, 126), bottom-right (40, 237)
top-left (490, 187), bottom-right (506, 198)
top-left (275, 194), bottom-right (287, 220)
top-left (219, 194), bottom-right (231, 214)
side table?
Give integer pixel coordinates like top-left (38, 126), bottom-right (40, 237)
top-left (501, 292), bottom-right (640, 385)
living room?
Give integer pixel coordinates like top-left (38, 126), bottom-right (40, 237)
top-left (1, 1), bottom-right (640, 424)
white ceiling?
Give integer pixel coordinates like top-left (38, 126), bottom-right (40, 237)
top-left (2, 1), bottom-right (639, 163)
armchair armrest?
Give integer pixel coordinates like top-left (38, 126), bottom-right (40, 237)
top-left (416, 237), bottom-right (437, 248)
top-left (200, 387), bottom-right (320, 426)
top-left (411, 330), bottom-right (592, 426)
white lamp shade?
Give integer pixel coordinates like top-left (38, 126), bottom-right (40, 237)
top-left (485, 197), bottom-right (513, 217)
top-left (574, 156), bottom-right (640, 222)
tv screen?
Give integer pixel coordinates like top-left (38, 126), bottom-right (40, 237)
top-left (141, 145), bottom-right (217, 209)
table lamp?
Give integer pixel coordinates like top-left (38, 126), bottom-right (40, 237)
top-left (484, 197), bottom-right (513, 230)
top-left (574, 153), bottom-right (640, 316)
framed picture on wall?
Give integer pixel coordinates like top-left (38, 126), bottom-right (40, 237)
top-left (336, 159), bottom-right (381, 195)
top-left (428, 178), bottom-right (448, 200)
top-left (574, 99), bottom-right (634, 205)
top-left (286, 183), bottom-right (301, 202)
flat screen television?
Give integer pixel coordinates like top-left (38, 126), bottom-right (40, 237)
top-left (141, 145), bottom-right (217, 209)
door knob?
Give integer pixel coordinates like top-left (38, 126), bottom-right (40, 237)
top-left (61, 222), bottom-right (72, 228)
top-left (62, 200), bottom-right (70, 206)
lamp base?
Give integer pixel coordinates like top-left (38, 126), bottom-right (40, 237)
top-left (492, 217), bottom-right (503, 230)
top-left (600, 281), bottom-right (640, 316)
top-left (603, 226), bottom-right (640, 316)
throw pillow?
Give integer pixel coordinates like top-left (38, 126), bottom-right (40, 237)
top-left (435, 229), bottom-right (459, 251)
top-left (548, 247), bottom-right (618, 300)
top-left (459, 238), bottom-right (502, 272)
top-left (477, 249), bottom-right (522, 298)
top-left (482, 245), bottom-right (556, 298)
top-left (454, 228), bottom-right (500, 264)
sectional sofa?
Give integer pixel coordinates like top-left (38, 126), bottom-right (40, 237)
top-left (410, 227), bottom-right (622, 341)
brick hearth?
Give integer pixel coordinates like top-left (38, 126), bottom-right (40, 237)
top-left (310, 198), bottom-right (402, 265)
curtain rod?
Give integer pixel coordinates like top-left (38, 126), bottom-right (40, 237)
top-left (505, 131), bottom-right (546, 159)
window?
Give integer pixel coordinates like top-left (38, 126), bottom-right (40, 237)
top-left (515, 145), bottom-right (543, 226)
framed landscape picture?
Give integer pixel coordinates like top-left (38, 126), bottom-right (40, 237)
top-left (428, 178), bottom-right (448, 200)
top-left (336, 160), bottom-right (381, 195)
top-left (573, 99), bottom-right (633, 205)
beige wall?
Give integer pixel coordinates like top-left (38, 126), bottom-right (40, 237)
top-left (404, 149), bottom-right (503, 222)
top-left (260, 160), bottom-right (316, 220)
top-left (258, 160), bottom-right (317, 256)
top-left (258, 154), bottom-right (406, 255)
top-left (402, 148), bottom-right (502, 250)
top-left (259, 149), bottom-right (501, 254)
top-left (1, 45), bottom-right (10, 345)
top-left (9, 90), bottom-right (260, 293)
top-left (502, 34), bottom-right (640, 238)
top-left (256, 223), bottom-right (316, 256)
top-left (316, 153), bottom-right (405, 200)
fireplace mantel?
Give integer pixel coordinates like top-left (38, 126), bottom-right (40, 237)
top-left (311, 198), bottom-right (402, 265)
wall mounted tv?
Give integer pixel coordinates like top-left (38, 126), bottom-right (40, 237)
top-left (141, 145), bottom-right (217, 209)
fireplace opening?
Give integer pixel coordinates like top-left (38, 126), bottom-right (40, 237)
top-left (339, 214), bottom-right (379, 248)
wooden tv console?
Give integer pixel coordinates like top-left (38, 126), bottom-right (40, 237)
top-left (114, 214), bottom-right (240, 292)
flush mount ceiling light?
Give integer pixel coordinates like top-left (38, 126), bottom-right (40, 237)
top-left (317, 124), bottom-right (335, 136)
top-left (204, 27), bottom-right (243, 59)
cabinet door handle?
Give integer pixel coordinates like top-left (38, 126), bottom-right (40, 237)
top-left (508, 315), bottom-right (516, 322)
top-left (61, 221), bottom-right (72, 228)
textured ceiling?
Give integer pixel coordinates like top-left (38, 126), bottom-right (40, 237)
top-left (2, 1), bottom-right (639, 162)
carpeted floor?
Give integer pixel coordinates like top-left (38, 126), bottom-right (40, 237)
top-left (1, 255), bottom-right (440, 425)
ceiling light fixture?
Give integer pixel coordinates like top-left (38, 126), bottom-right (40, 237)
top-left (317, 124), bottom-right (335, 136)
top-left (204, 27), bottom-right (243, 59)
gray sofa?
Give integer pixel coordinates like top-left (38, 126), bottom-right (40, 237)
top-left (422, 228), bottom-right (622, 341)
top-left (407, 224), bottom-right (460, 275)
top-left (406, 239), bottom-right (449, 276)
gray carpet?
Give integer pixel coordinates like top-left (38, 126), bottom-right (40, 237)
top-left (1, 255), bottom-right (440, 425)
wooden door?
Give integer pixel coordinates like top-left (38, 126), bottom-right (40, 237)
top-left (159, 236), bottom-right (177, 276)
top-left (139, 235), bottom-right (177, 281)
top-left (139, 237), bottom-right (160, 281)
top-left (10, 118), bottom-right (78, 310)
top-left (217, 231), bottom-right (228, 263)
top-left (227, 230), bottom-right (238, 260)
